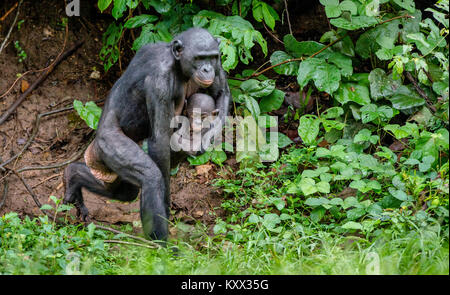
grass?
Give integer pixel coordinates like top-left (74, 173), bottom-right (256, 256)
top-left (1, 213), bottom-right (447, 275)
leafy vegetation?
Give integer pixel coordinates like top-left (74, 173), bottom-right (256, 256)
top-left (2, 0), bottom-right (448, 274)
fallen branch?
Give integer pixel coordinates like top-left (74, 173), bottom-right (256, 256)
top-left (0, 106), bottom-right (74, 169)
top-left (0, 22), bottom-right (70, 101)
top-left (0, 40), bottom-right (84, 125)
top-left (405, 72), bottom-right (437, 113)
top-left (0, 99), bottom-right (103, 170)
top-left (263, 22), bottom-right (283, 44)
top-left (0, 177), bottom-right (8, 210)
top-left (0, 2), bottom-right (19, 22)
top-left (94, 224), bottom-right (161, 248)
top-left (0, 0), bottom-right (22, 54)
top-left (31, 173), bottom-right (62, 189)
top-left (10, 168), bottom-right (42, 209)
top-left (284, 0), bottom-right (293, 35)
top-left (103, 240), bottom-right (158, 249)
top-left (17, 136), bottom-right (93, 173)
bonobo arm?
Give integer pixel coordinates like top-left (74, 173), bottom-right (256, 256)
top-left (201, 67), bottom-right (231, 152)
top-left (144, 75), bottom-right (173, 186)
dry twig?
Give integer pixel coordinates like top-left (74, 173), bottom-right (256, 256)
top-left (103, 240), bottom-right (159, 249)
top-left (0, 0), bottom-right (22, 54)
top-left (0, 2), bottom-right (19, 22)
top-left (94, 224), bottom-right (161, 248)
top-left (405, 72), bottom-right (437, 113)
top-left (284, 0), bottom-right (293, 35)
top-left (0, 40), bottom-right (84, 125)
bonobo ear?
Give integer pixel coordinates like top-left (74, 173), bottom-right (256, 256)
top-left (171, 39), bottom-right (183, 60)
top-left (215, 37), bottom-right (221, 45)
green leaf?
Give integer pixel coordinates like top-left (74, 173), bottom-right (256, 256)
top-left (388, 187), bottom-right (409, 201)
top-left (270, 51), bottom-right (298, 75)
top-left (132, 23), bottom-right (161, 50)
top-left (112, 0), bottom-right (126, 19)
top-left (339, 0), bottom-right (357, 15)
top-left (98, 0), bottom-right (113, 12)
top-left (187, 152), bottom-right (211, 166)
top-left (262, 213), bottom-right (281, 229)
top-left (266, 132), bottom-right (293, 148)
top-left (325, 5), bottom-right (341, 18)
top-left (40, 204), bottom-right (54, 211)
top-left (389, 85), bottom-right (425, 110)
top-left (342, 221), bottom-right (363, 230)
top-left (298, 58), bottom-right (341, 94)
top-left (298, 115), bottom-right (320, 146)
top-left (220, 41), bottom-right (238, 72)
top-left (316, 181), bottom-right (331, 194)
top-left (328, 52), bottom-right (353, 77)
top-left (346, 208), bottom-right (366, 220)
top-left (319, 0), bottom-right (339, 6)
top-left (124, 15), bottom-right (158, 28)
top-left (368, 68), bottom-right (401, 100)
top-left (259, 89), bottom-right (285, 113)
top-left (284, 35), bottom-right (331, 58)
top-left (392, 0), bottom-right (416, 13)
top-left (354, 129), bottom-right (372, 143)
top-left (322, 107), bottom-right (344, 119)
top-left (244, 95), bottom-right (261, 119)
top-left (330, 16), bottom-right (378, 30)
top-left (211, 150), bottom-right (227, 165)
top-left (334, 83), bottom-right (370, 105)
top-left (148, 0), bottom-right (171, 14)
top-left (384, 124), bottom-right (410, 139)
top-left (126, 0), bottom-right (139, 9)
top-left (310, 207), bottom-right (326, 223)
top-left (299, 177), bottom-right (317, 196)
top-left (241, 79), bottom-right (275, 97)
top-left (419, 155), bottom-right (434, 172)
top-left (73, 100), bottom-right (102, 130)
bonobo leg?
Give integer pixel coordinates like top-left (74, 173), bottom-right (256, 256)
top-left (95, 123), bottom-right (169, 241)
top-left (63, 161), bottom-right (139, 221)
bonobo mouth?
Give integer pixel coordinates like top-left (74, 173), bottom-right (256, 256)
top-left (194, 76), bottom-right (214, 88)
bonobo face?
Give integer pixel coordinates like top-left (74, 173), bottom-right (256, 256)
top-left (187, 93), bottom-right (219, 132)
top-left (172, 28), bottom-right (221, 88)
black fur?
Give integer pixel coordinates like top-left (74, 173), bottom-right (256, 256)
top-left (63, 28), bottom-right (231, 242)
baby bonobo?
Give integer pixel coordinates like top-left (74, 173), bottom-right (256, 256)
top-left (182, 93), bottom-right (219, 153)
top-left (186, 93), bottom-right (219, 131)
top-left (63, 28), bottom-right (231, 243)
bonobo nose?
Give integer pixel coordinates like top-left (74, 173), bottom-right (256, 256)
top-left (203, 67), bottom-right (210, 73)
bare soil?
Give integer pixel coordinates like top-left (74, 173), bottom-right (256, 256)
top-left (0, 0), bottom-right (226, 234)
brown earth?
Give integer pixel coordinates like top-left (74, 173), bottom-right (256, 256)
top-left (0, 0), bottom-right (227, 234)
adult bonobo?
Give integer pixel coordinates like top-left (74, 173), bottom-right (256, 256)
top-left (63, 28), bottom-right (231, 242)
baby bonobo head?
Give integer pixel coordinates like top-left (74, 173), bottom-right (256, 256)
top-left (186, 93), bottom-right (219, 132)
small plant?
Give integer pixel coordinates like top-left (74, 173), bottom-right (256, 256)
top-left (14, 40), bottom-right (27, 63)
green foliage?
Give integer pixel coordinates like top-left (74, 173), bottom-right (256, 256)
top-left (14, 41), bottom-right (27, 63)
top-left (64, 0), bottom-right (450, 275)
top-left (193, 11), bottom-right (267, 71)
top-left (0, 213), bottom-right (112, 274)
top-left (73, 100), bottom-right (102, 130)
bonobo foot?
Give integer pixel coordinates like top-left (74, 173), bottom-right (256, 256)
top-left (73, 199), bottom-right (91, 222)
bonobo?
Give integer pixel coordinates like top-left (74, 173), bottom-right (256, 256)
top-left (63, 28), bottom-right (231, 242)
top-left (186, 93), bottom-right (219, 131)
top-left (176, 93), bottom-right (219, 153)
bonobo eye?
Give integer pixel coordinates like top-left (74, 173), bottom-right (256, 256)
top-left (195, 54), bottom-right (219, 62)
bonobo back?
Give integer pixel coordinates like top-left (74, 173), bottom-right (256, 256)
top-left (98, 42), bottom-right (175, 141)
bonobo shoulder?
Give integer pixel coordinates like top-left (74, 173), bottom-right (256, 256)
top-left (129, 42), bottom-right (175, 72)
